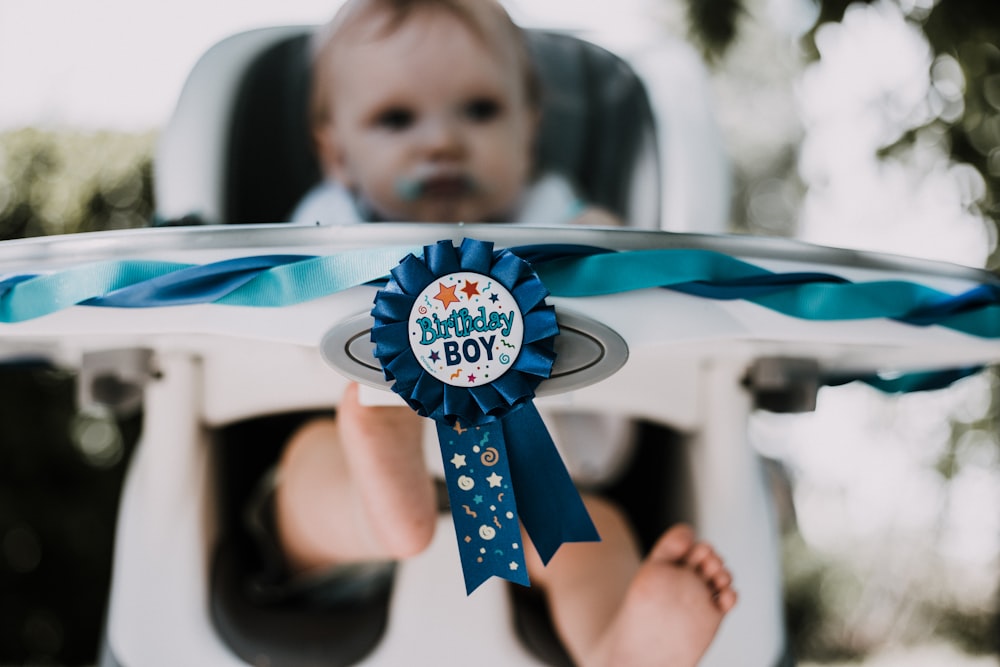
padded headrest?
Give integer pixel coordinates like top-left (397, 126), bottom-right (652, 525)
top-left (221, 29), bottom-right (658, 225)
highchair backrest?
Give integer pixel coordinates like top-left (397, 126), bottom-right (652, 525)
top-left (154, 25), bottom-right (666, 229)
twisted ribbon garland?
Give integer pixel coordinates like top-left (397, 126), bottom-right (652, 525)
top-left (370, 239), bottom-right (598, 593)
top-left (1, 241), bottom-right (998, 392)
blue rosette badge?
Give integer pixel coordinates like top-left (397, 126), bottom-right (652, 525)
top-left (371, 238), bottom-right (599, 593)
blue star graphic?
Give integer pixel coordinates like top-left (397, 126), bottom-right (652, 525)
top-left (473, 494), bottom-right (483, 504)
top-left (489, 293), bottom-right (499, 303)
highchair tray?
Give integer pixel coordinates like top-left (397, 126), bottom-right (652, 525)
top-left (0, 223), bottom-right (996, 427)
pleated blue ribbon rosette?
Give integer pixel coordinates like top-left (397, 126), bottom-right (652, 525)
top-left (370, 238), bottom-right (599, 593)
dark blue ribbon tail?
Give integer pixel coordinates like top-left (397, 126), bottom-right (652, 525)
top-left (502, 402), bottom-right (600, 564)
top-left (436, 419), bottom-right (530, 594)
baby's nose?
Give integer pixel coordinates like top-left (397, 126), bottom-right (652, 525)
top-left (419, 117), bottom-right (465, 159)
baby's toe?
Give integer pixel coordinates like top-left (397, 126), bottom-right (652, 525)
top-left (649, 523), bottom-right (696, 563)
top-left (710, 568), bottom-right (732, 593)
top-left (683, 542), bottom-right (714, 571)
top-left (715, 588), bottom-right (738, 613)
top-left (698, 551), bottom-right (724, 579)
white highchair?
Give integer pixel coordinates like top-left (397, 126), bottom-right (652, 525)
top-left (0, 21), bottom-right (994, 667)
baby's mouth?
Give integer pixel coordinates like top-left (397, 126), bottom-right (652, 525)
top-left (420, 175), bottom-right (472, 198)
top-left (396, 173), bottom-right (478, 201)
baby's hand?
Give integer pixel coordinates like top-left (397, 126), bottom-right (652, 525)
top-left (338, 383), bottom-right (423, 455)
top-left (571, 206), bottom-right (624, 227)
top-left (274, 383), bottom-right (432, 569)
top-left (336, 383), bottom-right (435, 558)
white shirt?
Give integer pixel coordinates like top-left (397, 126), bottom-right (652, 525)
top-left (290, 172), bottom-right (584, 226)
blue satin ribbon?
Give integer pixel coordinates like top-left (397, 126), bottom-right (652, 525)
top-left (371, 239), bottom-right (598, 593)
top-left (501, 401), bottom-right (599, 563)
top-left (436, 419), bottom-right (530, 591)
top-left (0, 246), bottom-right (419, 322)
top-left (531, 249), bottom-right (1000, 338)
top-left (2, 241), bottom-right (999, 392)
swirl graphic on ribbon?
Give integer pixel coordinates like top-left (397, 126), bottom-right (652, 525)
top-left (370, 238), bottom-right (599, 593)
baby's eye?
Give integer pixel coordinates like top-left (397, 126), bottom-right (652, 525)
top-left (464, 97), bottom-right (502, 122)
top-left (374, 107), bottom-right (414, 131)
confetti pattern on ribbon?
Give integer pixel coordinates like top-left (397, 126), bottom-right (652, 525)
top-left (437, 419), bottom-right (528, 591)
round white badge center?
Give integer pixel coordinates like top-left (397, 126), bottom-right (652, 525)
top-left (408, 271), bottom-right (523, 388)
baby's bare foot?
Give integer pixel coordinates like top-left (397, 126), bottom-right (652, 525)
top-left (590, 524), bottom-right (736, 667)
top-left (275, 383), bottom-right (435, 570)
top-left (336, 383), bottom-right (436, 558)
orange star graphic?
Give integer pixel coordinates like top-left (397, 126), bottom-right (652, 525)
top-left (461, 280), bottom-right (480, 298)
top-left (433, 282), bottom-right (460, 309)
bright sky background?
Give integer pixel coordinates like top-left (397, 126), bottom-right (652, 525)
top-left (0, 0), bottom-right (660, 131)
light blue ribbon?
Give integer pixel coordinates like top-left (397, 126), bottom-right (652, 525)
top-left (1, 242), bottom-right (997, 393)
top-left (0, 246), bottom-right (419, 322)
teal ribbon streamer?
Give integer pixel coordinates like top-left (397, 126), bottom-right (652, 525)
top-left (2, 243), bottom-right (999, 394)
top-left (0, 260), bottom-right (190, 322)
top-left (216, 246), bottom-right (420, 306)
top-left (532, 249), bottom-right (1000, 339)
top-left (0, 246), bottom-right (419, 322)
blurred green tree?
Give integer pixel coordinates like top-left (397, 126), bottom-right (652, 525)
top-left (685, 0), bottom-right (1000, 266)
top-left (0, 129), bottom-right (154, 239)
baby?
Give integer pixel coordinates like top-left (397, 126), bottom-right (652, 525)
top-left (272, 1), bottom-right (737, 665)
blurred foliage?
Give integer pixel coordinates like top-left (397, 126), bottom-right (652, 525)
top-left (686, 0), bottom-right (1000, 267)
top-left (683, 0), bottom-right (746, 61)
top-left (790, 372), bottom-right (1000, 662)
top-left (783, 532), bottom-right (869, 663)
top-left (685, 0), bottom-right (1000, 660)
top-left (776, 372), bottom-right (1000, 663)
top-left (0, 129), bottom-right (155, 240)
top-left (923, 0), bottom-right (1000, 242)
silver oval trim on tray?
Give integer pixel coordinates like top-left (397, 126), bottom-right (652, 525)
top-left (321, 308), bottom-right (628, 397)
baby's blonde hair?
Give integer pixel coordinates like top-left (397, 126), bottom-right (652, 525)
top-left (309, 0), bottom-right (541, 129)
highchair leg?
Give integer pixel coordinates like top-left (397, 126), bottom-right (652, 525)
top-left (685, 358), bottom-right (787, 667)
top-left (102, 352), bottom-right (244, 667)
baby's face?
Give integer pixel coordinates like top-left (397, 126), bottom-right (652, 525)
top-left (317, 8), bottom-right (535, 222)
